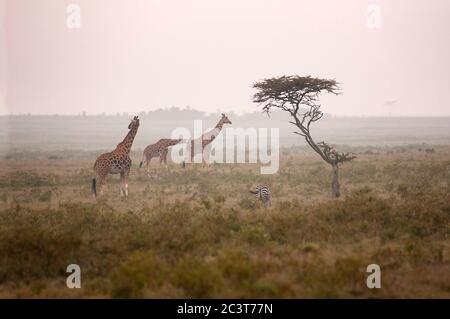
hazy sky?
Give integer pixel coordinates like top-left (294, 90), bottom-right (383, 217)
top-left (1, 0), bottom-right (450, 116)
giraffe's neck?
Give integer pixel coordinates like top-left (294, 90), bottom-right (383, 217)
top-left (203, 119), bottom-right (223, 138)
top-left (200, 118), bottom-right (225, 142)
top-left (168, 139), bottom-right (182, 146)
top-left (214, 118), bottom-right (225, 132)
top-left (116, 125), bottom-right (139, 154)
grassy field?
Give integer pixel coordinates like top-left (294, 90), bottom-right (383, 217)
top-left (0, 145), bottom-right (449, 298)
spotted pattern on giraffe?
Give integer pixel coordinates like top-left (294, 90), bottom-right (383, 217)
top-left (139, 138), bottom-right (183, 173)
top-left (92, 116), bottom-right (140, 197)
top-left (190, 113), bottom-right (232, 164)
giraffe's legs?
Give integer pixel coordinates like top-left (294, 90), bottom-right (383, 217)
top-left (161, 149), bottom-right (169, 170)
top-left (124, 169), bottom-right (130, 197)
top-left (202, 147), bottom-right (208, 167)
top-left (203, 150), bottom-right (207, 167)
top-left (190, 142), bottom-right (195, 165)
top-left (96, 174), bottom-right (107, 197)
top-left (146, 159), bottom-right (151, 177)
top-left (119, 172), bottom-right (125, 197)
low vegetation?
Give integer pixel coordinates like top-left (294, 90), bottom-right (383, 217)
top-left (0, 145), bottom-right (449, 298)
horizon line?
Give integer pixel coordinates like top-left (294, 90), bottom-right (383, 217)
top-left (1, 112), bottom-right (450, 118)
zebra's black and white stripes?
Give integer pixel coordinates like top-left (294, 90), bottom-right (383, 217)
top-left (250, 185), bottom-right (271, 208)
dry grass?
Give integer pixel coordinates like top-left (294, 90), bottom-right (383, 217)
top-left (0, 145), bottom-right (449, 298)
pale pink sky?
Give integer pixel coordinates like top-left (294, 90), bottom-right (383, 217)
top-left (1, 0), bottom-right (449, 116)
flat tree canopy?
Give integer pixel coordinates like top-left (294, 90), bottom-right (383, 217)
top-left (253, 75), bottom-right (356, 197)
top-left (253, 75), bottom-right (339, 115)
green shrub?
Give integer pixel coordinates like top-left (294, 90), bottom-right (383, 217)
top-left (110, 251), bottom-right (168, 298)
top-left (172, 257), bottom-right (222, 298)
top-left (38, 190), bottom-right (52, 202)
top-left (0, 171), bottom-right (56, 189)
top-left (0, 225), bottom-right (82, 283)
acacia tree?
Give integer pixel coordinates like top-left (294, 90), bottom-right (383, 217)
top-left (252, 75), bottom-right (356, 198)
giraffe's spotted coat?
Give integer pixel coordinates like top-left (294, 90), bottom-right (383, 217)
top-left (190, 113), bottom-right (232, 164)
top-left (92, 116), bottom-right (140, 197)
top-left (140, 138), bottom-right (182, 171)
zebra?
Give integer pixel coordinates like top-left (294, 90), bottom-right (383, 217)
top-left (250, 185), bottom-right (271, 208)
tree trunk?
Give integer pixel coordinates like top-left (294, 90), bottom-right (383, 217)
top-left (331, 163), bottom-right (341, 198)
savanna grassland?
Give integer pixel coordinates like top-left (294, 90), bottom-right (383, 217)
top-left (0, 145), bottom-right (449, 298)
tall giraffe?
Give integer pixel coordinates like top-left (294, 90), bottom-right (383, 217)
top-left (139, 138), bottom-right (182, 174)
top-left (190, 113), bottom-right (232, 164)
top-left (92, 116), bottom-right (140, 197)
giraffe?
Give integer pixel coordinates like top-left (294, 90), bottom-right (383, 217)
top-left (190, 113), bottom-right (232, 165)
top-left (92, 116), bottom-right (140, 198)
top-left (139, 138), bottom-right (182, 174)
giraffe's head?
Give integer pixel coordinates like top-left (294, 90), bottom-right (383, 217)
top-left (221, 113), bottom-right (232, 125)
top-left (128, 116), bottom-right (140, 130)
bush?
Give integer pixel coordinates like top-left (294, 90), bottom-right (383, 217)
top-left (0, 225), bottom-right (82, 283)
top-left (172, 257), bottom-right (222, 298)
top-left (1, 147), bottom-right (450, 298)
top-left (38, 190), bottom-right (52, 202)
top-left (0, 171), bottom-right (56, 189)
top-left (110, 251), bottom-right (168, 298)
